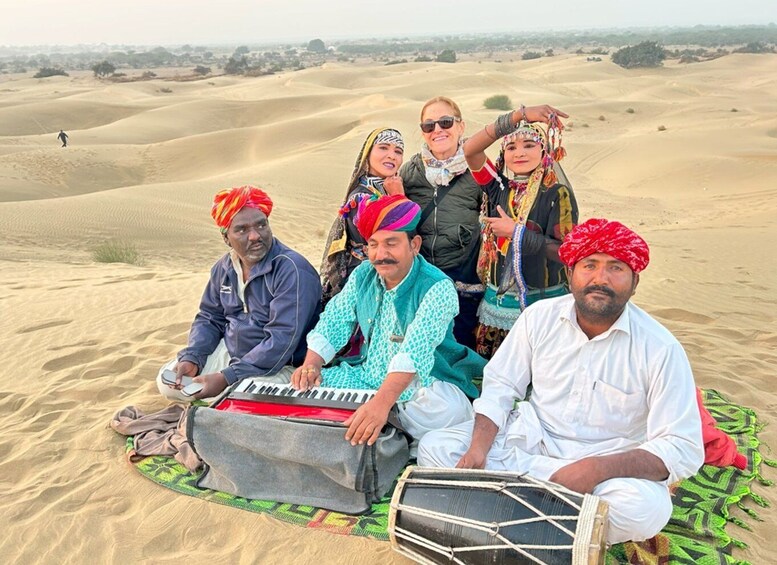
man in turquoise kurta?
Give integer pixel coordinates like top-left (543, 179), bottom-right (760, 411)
top-left (292, 194), bottom-right (486, 448)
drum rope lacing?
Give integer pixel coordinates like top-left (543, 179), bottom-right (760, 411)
top-left (391, 472), bottom-right (604, 565)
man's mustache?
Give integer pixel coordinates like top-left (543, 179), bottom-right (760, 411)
top-left (584, 285), bottom-right (615, 298)
top-left (373, 259), bottom-right (398, 266)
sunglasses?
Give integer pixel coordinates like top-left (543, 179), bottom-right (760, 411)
top-left (419, 116), bottom-right (461, 133)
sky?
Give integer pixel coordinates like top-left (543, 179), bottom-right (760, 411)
top-left (2, 0), bottom-right (776, 46)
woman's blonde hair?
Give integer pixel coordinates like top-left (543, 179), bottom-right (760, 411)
top-left (420, 96), bottom-right (463, 120)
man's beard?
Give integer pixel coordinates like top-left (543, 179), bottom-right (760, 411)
top-left (574, 284), bottom-right (628, 321)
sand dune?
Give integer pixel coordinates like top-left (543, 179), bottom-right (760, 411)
top-left (1, 54), bottom-right (776, 564)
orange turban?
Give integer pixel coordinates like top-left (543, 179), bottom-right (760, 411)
top-left (558, 218), bottom-right (650, 273)
top-left (211, 185), bottom-right (273, 230)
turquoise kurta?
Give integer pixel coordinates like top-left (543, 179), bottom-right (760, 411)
top-left (308, 256), bottom-right (485, 401)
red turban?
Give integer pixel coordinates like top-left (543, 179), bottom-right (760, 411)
top-left (211, 185), bottom-right (273, 230)
top-left (558, 218), bottom-right (650, 273)
top-left (353, 194), bottom-right (421, 241)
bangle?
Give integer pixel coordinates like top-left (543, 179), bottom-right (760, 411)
top-left (519, 104), bottom-right (527, 123)
top-left (493, 112), bottom-right (514, 138)
top-left (485, 123), bottom-right (496, 139)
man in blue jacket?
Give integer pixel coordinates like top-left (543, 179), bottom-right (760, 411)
top-left (157, 185), bottom-right (321, 402)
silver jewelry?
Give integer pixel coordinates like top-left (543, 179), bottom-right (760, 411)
top-left (494, 112), bottom-right (515, 138)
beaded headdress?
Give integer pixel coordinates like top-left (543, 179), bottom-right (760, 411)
top-left (496, 116), bottom-right (566, 186)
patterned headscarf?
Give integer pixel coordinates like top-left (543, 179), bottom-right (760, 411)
top-left (354, 194), bottom-right (421, 241)
top-left (211, 185), bottom-right (273, 231)
top-left (341, 127), bottom-right (404, 201)
top-left (558, 218), bottom-right (650, 273)
top-left (320, 128), bottom-right (405, 304)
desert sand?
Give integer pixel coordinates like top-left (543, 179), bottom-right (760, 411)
top-left (1, 54), bottom-right (776, 564)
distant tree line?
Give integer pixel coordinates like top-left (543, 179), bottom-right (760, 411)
top-left (5, 24), bottom-right (776, 79)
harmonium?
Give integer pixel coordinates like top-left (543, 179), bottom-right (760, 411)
top-left (212, 376), bottom-right (380, 424)
top-left (197, 376), bottom-right (409, 515)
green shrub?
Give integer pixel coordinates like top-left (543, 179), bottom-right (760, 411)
top-left (522, 51), bottom-right (542, 60)
top-left (483, 94), bottom-right (512, 111)
top-left (657, 125), bottom-right (667, 131)
top-left (34, 67), bottom-right (69, 78)
top-left (612, 41), bottom-right (666, 68)
top-left (436, 49), bottom-right (457, 63)
top-left (92, 60), bottom-right (116, 77)
top-left (92, 241), bottom-right (144, 265)
top-left (626, 108), bottom-right (635, 114)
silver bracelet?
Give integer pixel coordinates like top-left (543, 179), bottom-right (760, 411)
top-left (493, 111), bottom-right (515, 138)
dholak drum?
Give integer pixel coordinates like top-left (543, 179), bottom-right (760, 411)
top-left (389, 466), bottom-right (608, 565)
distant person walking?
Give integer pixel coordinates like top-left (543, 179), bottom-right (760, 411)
top-left (57, 130), bottom-right (69, 147)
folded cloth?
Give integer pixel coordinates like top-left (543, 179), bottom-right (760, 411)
top-left (110, 405), bottom-right (202, 472)
top-left (696, 388), bottom-right (747, 470)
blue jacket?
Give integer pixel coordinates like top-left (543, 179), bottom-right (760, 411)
top-left (179, 238), bottom-right (322, 384)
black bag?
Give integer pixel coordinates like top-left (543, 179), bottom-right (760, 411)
top-left (186, 405), bottom-right (410, 514)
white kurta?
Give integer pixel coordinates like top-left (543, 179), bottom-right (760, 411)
top-left (418, 294), bottom-right (704, 544)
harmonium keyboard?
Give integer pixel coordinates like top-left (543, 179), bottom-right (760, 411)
top-left (213, 377), bottom-right (379, 423)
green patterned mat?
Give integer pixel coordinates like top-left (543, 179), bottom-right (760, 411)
top-left (123, 389), bottom-right (773, 562)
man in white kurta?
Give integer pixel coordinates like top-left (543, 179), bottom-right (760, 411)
top-left (418, 218), bottom-right (704, 544)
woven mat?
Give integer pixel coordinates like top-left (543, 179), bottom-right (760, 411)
top-left (124, 389), bottom-right (773, 562)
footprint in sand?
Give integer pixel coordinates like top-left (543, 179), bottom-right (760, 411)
top-left (41, 344), bottom-right (123, 372)
top-left (132, 300), bottom-right (178, 312)
top-left (97, 273), bottom-right (157, 286)
top-left (48, 340), bottom-right (100, 352)
top-left (650, 308), bottom-right (716, 325)
top-left (17, 319), bottom-right (73, 334)
top-left (131, 322), bottom-right (190, 343)
top-left (79, 355), bottom-right (138, 380)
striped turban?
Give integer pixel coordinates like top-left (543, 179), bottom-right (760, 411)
top-left (558, 218), bottom-right (650, 273)
top-left (211, 185), bottom-right (273, 231)
top-left (354, 194), bottom-right (421, 241)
